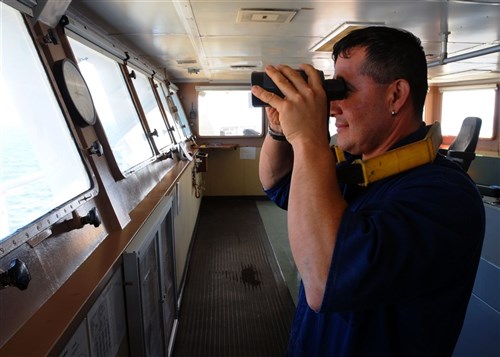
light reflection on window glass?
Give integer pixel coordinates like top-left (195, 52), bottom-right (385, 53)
top-left (131, 70), bottom-right (173, 151)
top-left (441, 88), bottom-right (495, 139)
top-left (198, 89), bottom-right (262, 137)
top-left (68, 36), bottom-right (153, 173)
top-left (171, 90), bottom-right (193, 138)
top-left (166, 93), bottom-right (188, 142)
top-left (0, 3), bottom-right (91, 240)
top-left (155, 81), bottom-right (183, 143)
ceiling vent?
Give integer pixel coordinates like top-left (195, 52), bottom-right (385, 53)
top-left (237, 9), bottom-right (298, 24)
top-left (176, 59), bottom-right (198, 65)
top-left (310, 21), bottom-right (385, 53)
top-left (230, 63), bottom-right (262, 71)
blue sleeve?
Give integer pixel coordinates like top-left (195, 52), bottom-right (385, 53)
top-left (263, 172), bottom-right (292, 210)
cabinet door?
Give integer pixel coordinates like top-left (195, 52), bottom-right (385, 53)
top-left (158, 210), bottom-right (178, 355)
top-left (123, 195), bottom-right (176, 357)
top-left (124, 230), bottom-right (166, 357)
top-left (140, 232), bottom-right (167, 356)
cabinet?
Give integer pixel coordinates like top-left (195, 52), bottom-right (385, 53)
top-left (123, 195), bottom-right (177, 357)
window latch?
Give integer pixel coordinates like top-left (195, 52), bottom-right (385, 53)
top-left (87, 140), bottom-right (104, 157)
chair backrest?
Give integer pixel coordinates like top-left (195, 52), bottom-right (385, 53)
top-left (448, 117), bottom-right (482, 152)
top-left (445, 117), bottom-right (482, 171)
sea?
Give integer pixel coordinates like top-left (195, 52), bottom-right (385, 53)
top-left (1, 126), bottom-right (54, 239)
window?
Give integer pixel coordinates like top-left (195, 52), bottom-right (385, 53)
top-left (130, 69), bottom-right (174, 151)
top-left (156, 81), bottom-right (184, 143)
top-left (171, 90), bottom-right (193, 139)
top-left (441, 86), bottom-right (496, 139)
top-left (197, 87), bottom-right (263, 137)
top-left (68, 36), bottom-right (154, 174)
top-left (0, 3), bottom-right (93, 251)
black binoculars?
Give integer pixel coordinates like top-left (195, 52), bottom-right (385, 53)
top-left (251, 70), bottom-right (346, 107)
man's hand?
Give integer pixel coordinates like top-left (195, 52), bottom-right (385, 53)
top-left (251, 64), bottom-right (328, 145)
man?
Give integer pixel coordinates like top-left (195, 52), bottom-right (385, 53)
top-left (251, 27), bottom-right (485, 356)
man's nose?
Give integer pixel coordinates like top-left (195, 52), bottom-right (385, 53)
top-left (329, 100), bottom-right (341, 117)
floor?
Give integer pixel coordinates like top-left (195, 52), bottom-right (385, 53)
top-left (173, 197), bottom-right (297, 356)
top-left (255, 200), bottom-right (300, 306)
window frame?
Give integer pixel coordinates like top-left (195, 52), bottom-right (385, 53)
top-left (169, 87), bottom-right (194, 140)
top-left (124, 64), bottom-right (178, 155)
top-left (157, 82), bottom-right (187, 144)
top-left (0, 7), bottom-right (98, 258)
top-left (438, 83), bottom-right (499, 152)
top-left (66, 32), bottom-right (159, 179)
top-left (195, 86), bottom-right (265, 139)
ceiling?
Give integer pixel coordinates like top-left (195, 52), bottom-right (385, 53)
top-left (66, 0), bottom-right (500, 85)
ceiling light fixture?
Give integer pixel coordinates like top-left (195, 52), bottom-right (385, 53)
top-left (236, 9), bottom-right (298, 24)
top-left (310, 21), bottom-right (385, 53)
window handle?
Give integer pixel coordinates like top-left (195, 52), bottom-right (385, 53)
top-left (80, 207), bottom-right (101, 228)
top-left (0, 259), bottom-right (31, 291)
top-left (87, 140), bottom-right (103, 157)
top-left (149, 129), bottom-right (159, 138)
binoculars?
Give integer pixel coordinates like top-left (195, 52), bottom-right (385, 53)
top-left (251, 70), bottom-right (346, 107)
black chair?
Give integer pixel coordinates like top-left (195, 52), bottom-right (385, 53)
top-left (439, 117), bottom-right (482, 171)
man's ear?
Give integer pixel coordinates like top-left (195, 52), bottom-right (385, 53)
top-left (388, 79), bottom-right (411, 114)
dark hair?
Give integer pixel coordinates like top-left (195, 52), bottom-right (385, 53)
top-left (332, 26), bottom-right (428, 117)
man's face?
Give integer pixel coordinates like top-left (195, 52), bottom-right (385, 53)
top-left (330, 47), bottom-right (394, 157)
